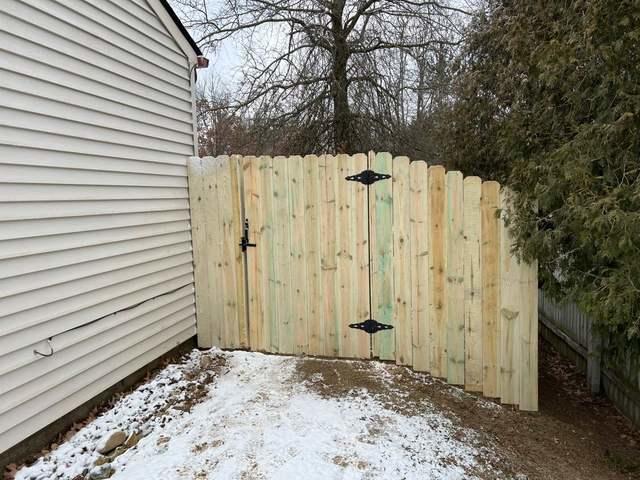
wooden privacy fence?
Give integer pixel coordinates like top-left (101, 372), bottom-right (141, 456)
top-left (188, 152), bottom-right (538, 410)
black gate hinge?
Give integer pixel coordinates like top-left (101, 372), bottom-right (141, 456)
top-left (349, 319), bottom-right (393, 334)
top-left (239, 219), bottom-right (256, 252)
top-left (345, 169), bottom-right (391, 185)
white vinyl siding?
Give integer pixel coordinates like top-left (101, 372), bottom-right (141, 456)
top-left (0, 0), bottom-right (198, 453)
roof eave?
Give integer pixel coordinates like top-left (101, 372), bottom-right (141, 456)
top-left (158, 0), bottom-right (203, 57)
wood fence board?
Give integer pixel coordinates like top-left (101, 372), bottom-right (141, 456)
top-left (288, 155), bottom-right (308, 354)
top-left (367, 153), bottom-right (378, 358)
top-left (272, 156), bottom-right (294, 354)
top-left (215, 155), bottom-right (232, 348)
top-left (258, 156), bottom-right (278, 353)
top-left (337, 154), bottom-right (356, 358)
top-left (481, 181), bottom-right (500, 397)
top-left (428, 165), bottom-right (447, 378)
top-left (187, 157), bottom-right (212, 348)
top-left (393, 156), bottom-right (412, 366)
top-left (366, 154), bottom-right (378, 358)
top-left (410, 160), bottom-right (430, 372)
top-left (519, 258), bottom-right (538, 410)
top-left (204, 157), bottom-right (226, 348)
top-left (230, 155), bottom-right (248, 348)
top-left (320, 154), bottom-right (339, 357)
top-left (464, 176), bottom-right (483, 391)
top-left (370, 152), bottom-right (394, 360)
top-left (242, 156), bottom-right (263, 350)
top-left (499, 189), bottom-right (520, 405)
top-left (217, 156), bottom-right (237, 348)
top-left (446, 171), bottom-right (465, 384)
top-left (353, 153), bottom-right (370, 359)
top-left (304, 155), bottom-right (324, 356)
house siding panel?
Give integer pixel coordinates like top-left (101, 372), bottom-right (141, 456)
top-left (0, 0), bottom-right (199, 453)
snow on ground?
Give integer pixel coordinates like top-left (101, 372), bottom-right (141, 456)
top-left (14, 349), bottom-right (503, 480)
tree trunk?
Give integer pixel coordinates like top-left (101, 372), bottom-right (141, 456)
top-left (330, 1), bottom-right (352, 153)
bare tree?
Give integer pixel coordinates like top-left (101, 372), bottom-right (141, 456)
top-left (196, 81), bottom-right (237, 156)
top-left (174, 0), bottom-right (468, 153)
top-left (196, 79), bottom-right (327, 156)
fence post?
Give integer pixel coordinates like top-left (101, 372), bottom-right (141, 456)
top-left (587, 321), bottom-right (602, 395)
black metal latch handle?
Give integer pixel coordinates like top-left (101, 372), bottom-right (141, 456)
top-left (239, 219), bottom-right (256, 252)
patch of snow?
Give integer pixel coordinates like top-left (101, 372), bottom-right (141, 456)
top-left (477, 398), bottom-right (503, 411)
top-left (14, 350), bottom-right (501, 480)
top-left (14, 349), bottom-right (220, 480)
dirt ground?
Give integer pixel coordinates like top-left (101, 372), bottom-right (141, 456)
top-left (296, 340), bottom-right (640, 480)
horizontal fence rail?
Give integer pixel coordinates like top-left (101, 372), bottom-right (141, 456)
top-left (188, 153), bottom-right (539, 410)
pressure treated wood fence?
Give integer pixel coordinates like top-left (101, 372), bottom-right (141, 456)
top-left (188, 152), bottom-right (538, 410)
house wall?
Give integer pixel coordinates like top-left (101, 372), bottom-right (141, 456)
top-left (0, 0), bottom-right (199, 453)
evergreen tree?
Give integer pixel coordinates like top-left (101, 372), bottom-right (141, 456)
top-left (444, 0), bottom-right (640, 344)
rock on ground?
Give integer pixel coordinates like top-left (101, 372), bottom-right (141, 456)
top-left (96, 431), bottom-right (127, 455)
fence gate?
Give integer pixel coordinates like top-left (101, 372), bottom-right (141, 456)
top-left (188, 152), bottom-right (538, 411)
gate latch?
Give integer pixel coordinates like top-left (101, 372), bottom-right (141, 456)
top-left (349, 319), bottom-right (393, 334)
top-left (345, 169), bottom-right (391, 185)
top-left (239, 219), bottom-right (256, 252)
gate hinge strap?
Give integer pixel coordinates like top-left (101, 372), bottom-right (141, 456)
top-left (345, 169), bottom-right (391, 185)
top-left (349, 319), bottom-right (393, 334)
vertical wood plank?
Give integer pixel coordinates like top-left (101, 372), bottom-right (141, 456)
top-left (187, 157), bottom-right (212, 347)
top-left (499, 189), bottom-right (520, 405)
top-left (446, 171), bottom-right (465, 384)
top-left (203, 157), bottom-right (226, 348)
top-left (260, 156), bottom-right (278, 353)
top-left (242, 156), bottom-right (263, 350)
top-left (370, 152), bottom-right (394, 360)
top-left (353, 153), bottom-right (370, 359)
top-left (272, 156), bottom-right (294, 354)
top-left (320, 154), bottom-right (339, 357)
top-left (230, 155), bottom-right (248, 348)
top-left (337, 154), bottom-right (355, 358)
top-left (215, 155), bottom-right (232, 348)
top-left (481, 181), bottom-right (500, 397)
top-left (393, 156), bottom-right (412, 366)
top-left (288, 155), bottom-right (308, 354)
top-left (368, 153), bottom-right (378, 359)
top-left (428, 165), bottom-right (447, 377)
top-left (587, 325), bottom-right (602, 395)
top-left (410, 160), bottom-right (430, 372)
top-left (519, 257), bottom-right (538, 410)
top-left (217, 156), bottom-right (237, 348)
top-left (464, 176), bottom-right (483, 391)
top-left (304, 155), bottom-right (324, 356)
